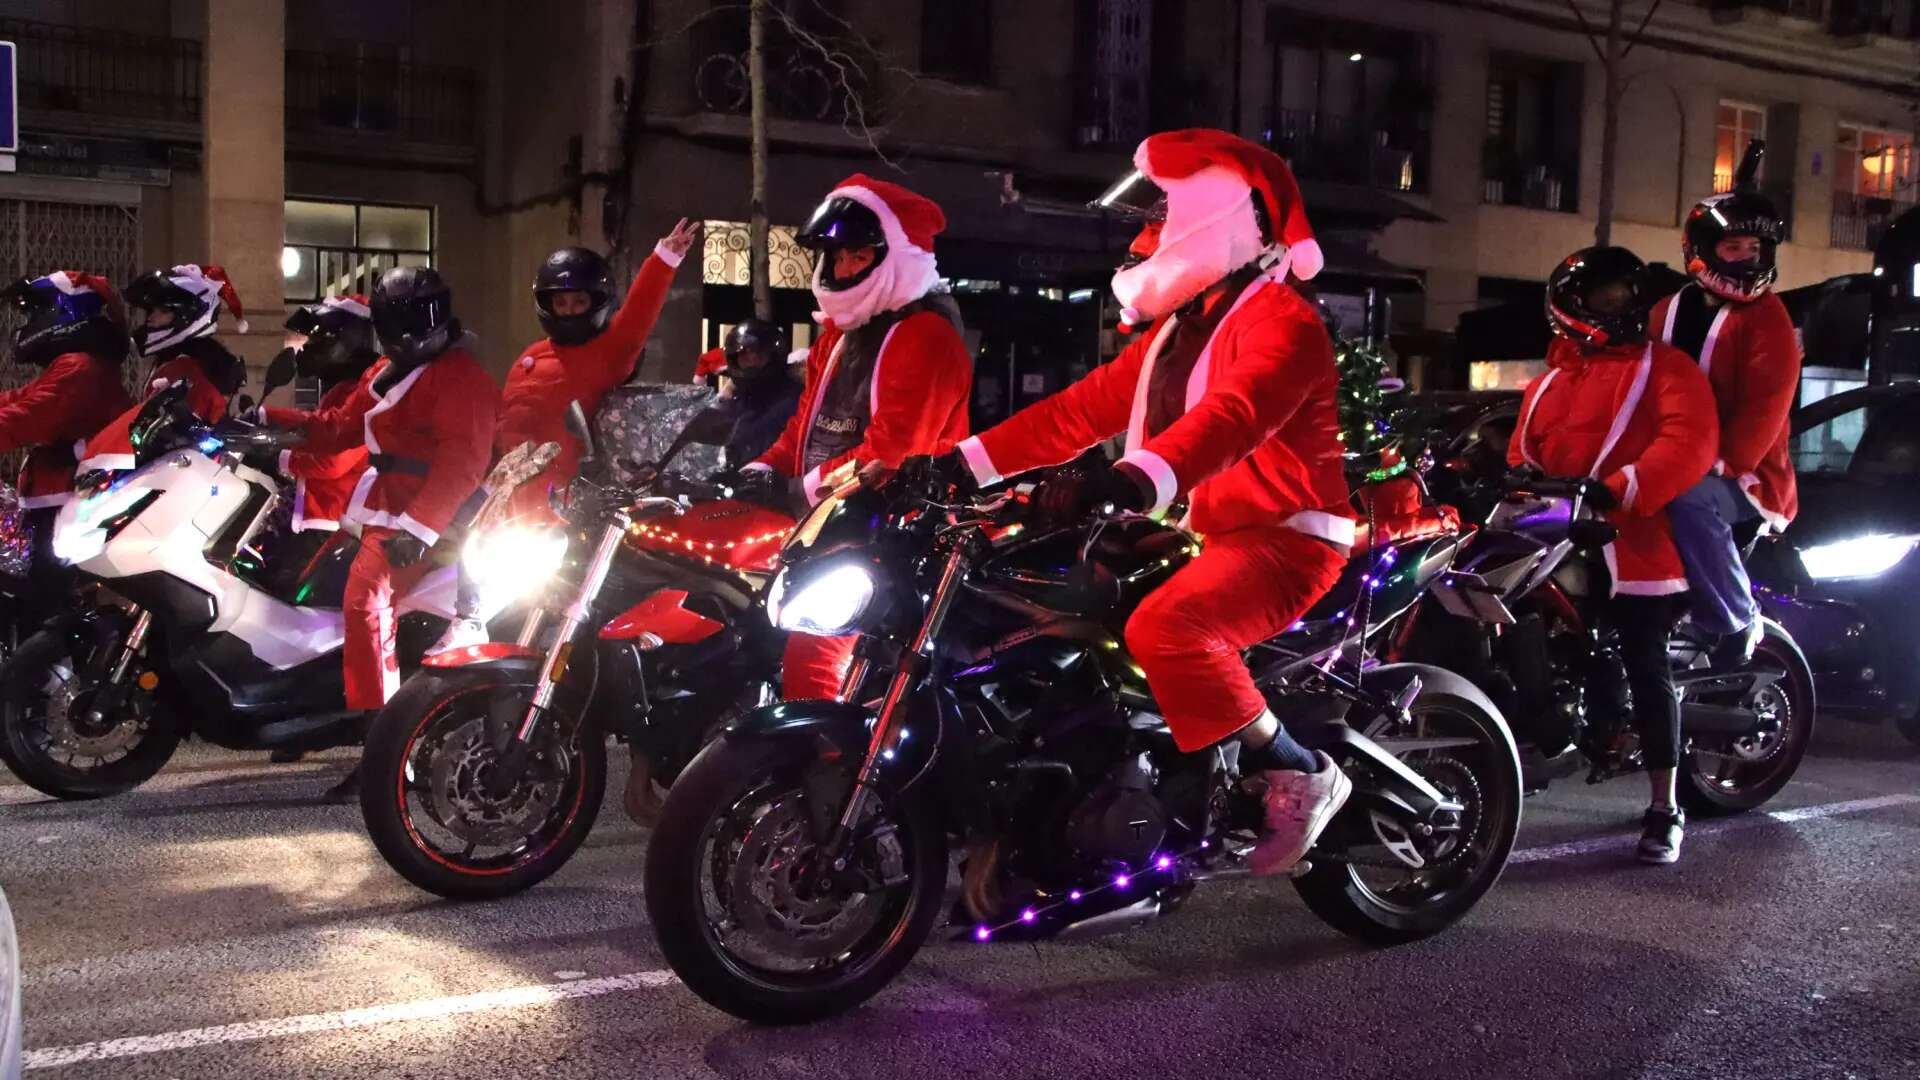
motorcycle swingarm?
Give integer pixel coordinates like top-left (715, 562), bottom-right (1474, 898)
top-left (1293, 721), bottom-right (1458, 821)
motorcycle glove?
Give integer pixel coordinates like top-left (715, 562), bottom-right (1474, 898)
top-left (385, 531), bottom-right (430, 568)
top-left (1032, 461), bottom-right (1152, 526)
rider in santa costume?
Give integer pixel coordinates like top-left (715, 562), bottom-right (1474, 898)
top-left (744, 173), bottom-right (972, 702)
top-left (267, 295), bottom-right (380, 535)
top-left (1649, 141), bottom-right (1799, 653)
top-left (77, 264), bottom-right (249, 474)
top-left (946, 129), bottom-right (1357, 875)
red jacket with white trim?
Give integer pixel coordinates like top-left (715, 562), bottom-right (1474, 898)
top-left (751, 309), bottom-right (971, 501)
top-left (77, 348), bottom-right (239, 474)
top-left (0, 352), bottom-right (134, 507)
top-left (1650, 288), bottom-right (1799, 529)
top-left (496, 247), bottom-right (683, 496)
top-left (958, 274), bottom-right (1353, 542)
top-left (270, 379), bottom-right (370, 533)
top-left (278, 346), bottom-right (498, 546)
top-left (1509, 338), bottom-right (1719, 594)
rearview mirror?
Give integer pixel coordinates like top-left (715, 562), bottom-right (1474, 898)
top-left (564, 400), bottom-right (597, 464)
top-left (263, 348), bottom-right (298, 396)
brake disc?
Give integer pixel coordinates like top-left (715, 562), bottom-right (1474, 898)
top-left (426, 716), bottom-right (567, 847)
top-left (40, 663), bottom-right (148, 759)
top-left (722, 791), bottom-right (882, 962)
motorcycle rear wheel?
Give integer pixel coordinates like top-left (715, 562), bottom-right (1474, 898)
top-left (359, 668), bottom-right (606, 900)
top-left (0, 628), bottom-right (180, 800)
top-left (645, 735), bottom-right (947, 1025)
top-left (1678, 628), bottom-right (1814, 816)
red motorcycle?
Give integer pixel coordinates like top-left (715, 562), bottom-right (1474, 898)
top-left (357, 408), bottom-right (794, 899)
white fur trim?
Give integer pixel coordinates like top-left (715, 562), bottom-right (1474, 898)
top-left (1589, 348), bottom-right (1652, 478)
top-left (1514, 368), bottom-right (1558, 470)
top-left (1185, 275), bottom-right (1271, 411)
top-left (1616, 577), bottom-right (1691, 596)
top-left (277, 449), bottom-right (294, 477)
top-left (956, 436), bottom-right (1001, 487)
top-left (871, 322), bottom-right (904, 416)
top-left (1284, 509), bottom-right (1357, 547)
top-left (740, 461), bottom-right (775, 474)
top-left (1735, 471), bottom-right (1789, 532)
top-left (361, 362), bottom-right (428, 455)
top-left (811, 184), bottom-right (943, 331)
top-left (1698, 305), bottom-right (1733, 377)
top-left (395, 512), bottom-right (440, 547)
top-left (74, 451), bottom-right (136, 474)
top-left (343, 467), bottom-right (380, 525)
top-left (1117, 448), bottom-right (1179, 515)
top-left (19, 492), bottom-right (71, 509)
top-left (653, 241), bottom-right (684, 270)
top-left (801, 464), bottom-right (828, 506)
top-left (1660, 295), bottom-right (1680, 343)
top-left (1288, 237), bottom-right (1324, 281)
top-left (1123, 319), bottom-right (1180, 452)
top-left (1620, 464), bottom-right (1640, 511)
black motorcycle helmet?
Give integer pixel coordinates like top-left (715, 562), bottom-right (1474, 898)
top-left (1546, 246), bottom-right (1654, 349)
top-left (796, 195), bottom-right (888, 291)
top-left (4, 273), bottom-right (127, 368)
top-left (1682, 139), bottom-right (1781, 303)
top-left (722, 318), bottom-right (788, 387)
top-left (533, 247), bottom-right (615, 347)
top-left (371, 265), bottom-right (458, 365)
top-left (284, 298), bottom-right (379, 385)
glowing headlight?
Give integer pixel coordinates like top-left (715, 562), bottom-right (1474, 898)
top-left (463, 526), bottom-right (568, 601)
top-left (1798, 534), bottom-right (1920, 581)
top-left (771, 564), bottom-right (875, 636)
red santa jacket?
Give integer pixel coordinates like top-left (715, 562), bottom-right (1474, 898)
top-left (496, 248), bottom-right (684, 511)
top-left (1509, 338), bottom-right (1719, 594)
top-left (0, 352), bottom-right (134, 507)
top-left (280, 346), bottom-right (498, 546)
top-left (77, 349), bottom-right (239, 474)
top-left (750, 307), bottom-right (972, 502)
top-left (958, 274), bottom-right (1353, 543)
top-left (1651, 288), bottom-right (1799, 529)
top-left (269, 379), bottom-right (370, 533)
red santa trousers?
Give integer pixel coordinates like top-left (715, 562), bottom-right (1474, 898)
top-left (1125, 524), bottom-right (1348, 752)
top-left (344, 525), bottom-right (434, 711)
top-left (782, 632), bottom-right (859, 702)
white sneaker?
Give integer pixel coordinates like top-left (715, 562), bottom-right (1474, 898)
top-left (426, 617), bottom-right (490, 657)
top-left (1249, 752), bottom-right (1352, 876)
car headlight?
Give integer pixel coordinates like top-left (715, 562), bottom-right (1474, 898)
top-left (1798, 534), bottom-right (1920, 581)
top-left (463, 526), bottom-right (568, 601)
top-left (771, 563), bottom-right (875, 636)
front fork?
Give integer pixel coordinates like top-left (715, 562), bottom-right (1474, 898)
top-left (819, 540), bottom-right (972, 871)
top-left (83, 605), bottom-right (153, 729)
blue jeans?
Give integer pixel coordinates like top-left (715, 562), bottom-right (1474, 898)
top-left (1668, 475), bottom-right (1759, 637)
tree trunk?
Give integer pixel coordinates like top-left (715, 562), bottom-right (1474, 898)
top-left (1594, 0), bottom-right (1625, 246)
top-left (748, 0), bottom-right (772, 321)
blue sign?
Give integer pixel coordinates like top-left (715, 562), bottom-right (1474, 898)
top-left (0, 42), bottom-right (14, 154)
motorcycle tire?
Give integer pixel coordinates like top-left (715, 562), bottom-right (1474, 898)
top-left (1678, 627), bottom-right (1815, 816)
top-left (645, 734), bottom-right (948, 1025)
top-left (1294, 671), bottom-right (1522, 945)
top-left (359, 667), bottom-right (606, 900)
top-left (0, 629), bottom-right (181, 800)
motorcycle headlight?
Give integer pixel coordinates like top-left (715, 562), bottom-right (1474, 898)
top-left (1797, 534), bottom-right (1920, 581)
top-left (463, 526), bottom-right (569, 602)
top-left (770, 563), bottom-right (875, 636)
top-left (52, 485), bottom-right (159, 565)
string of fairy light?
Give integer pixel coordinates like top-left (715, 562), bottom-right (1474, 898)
top-left (625, 520), bottom-right (789, 567)
top-left (971, 841), bottom-right (1211, 941)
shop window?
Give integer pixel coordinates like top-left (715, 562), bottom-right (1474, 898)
top-left (700, 220), bottom-right (811, 291)
top-left (282, 198), bottom-right (433, 303)
top-left (1715, 102), bottom-right (1766, 192)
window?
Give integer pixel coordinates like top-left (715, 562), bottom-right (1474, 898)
top-left (699, 220), bottom-right (810, 291)
top-left (920, 2), bottom-right (993, 84)
top-left (1835, 122), bottom-right (1916, 201)
top-left (1792, 392), bottom-right (1920, 478)
top-left (1715, 102), bottom-right (1766, 192)
top-left (282, 198), bottom-right (433, 303)
top-left (1262, 13), bottom-right (1434, 192)
top-left (1482, 53), bottom-right (1583, 212)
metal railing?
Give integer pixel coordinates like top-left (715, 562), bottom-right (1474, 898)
top-left (1263, 109), bottom-right (1428, 194)
top-left (1482, 159), bottom-right (1577, 213)
top-left (284, 50), bottom-right (478, 145)
top-left (0, 17), bottom-right (202, 124)
top-left (1831, 191), bottom-right (1913, 251)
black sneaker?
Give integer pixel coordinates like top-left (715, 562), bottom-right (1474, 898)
top-left (1638, 807), bottom-right (1684, 864)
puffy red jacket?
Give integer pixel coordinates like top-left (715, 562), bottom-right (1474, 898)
top-left (1509, 338), bottom-right (1719, 594)
top-left (279, 346), bottom-right (498, 546)
top-left (959, 273), bottom-right (1353, 543)
top-left (271, 379), bottom-right (370, 533)
top-left (1651, 288), bottom-right (1799, 529)
top-left (0, 352), bottom-right (134, 507)
top-left (752, 308), bottom-right (972, 502)
top-left (77, 347), bottom-right (241, 474)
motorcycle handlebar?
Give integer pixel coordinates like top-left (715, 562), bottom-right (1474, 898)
top-left (1502, 472), bottom-right (1601, 501)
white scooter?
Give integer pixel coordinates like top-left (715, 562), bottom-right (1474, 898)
top-left (0, 370), bottom-right (512, 800)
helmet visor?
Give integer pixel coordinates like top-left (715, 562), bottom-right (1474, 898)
top-left (373, 292), bottom-right (450, 342)
top-left (1092, 169), bottom-right (1168, 222)
top-left (796, 196), bottom-right (887, 251)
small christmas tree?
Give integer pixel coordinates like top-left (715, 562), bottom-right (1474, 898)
top-left (1334, 337), bottom-right (1412, 483)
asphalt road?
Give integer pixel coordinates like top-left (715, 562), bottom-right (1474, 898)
top-left (4, 716), bottom-right (1918, 1080)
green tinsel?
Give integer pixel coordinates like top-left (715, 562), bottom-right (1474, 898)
top-left (1335, 337), bottom-right (1413, 483)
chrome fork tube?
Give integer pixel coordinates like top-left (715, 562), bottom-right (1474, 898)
top-left (107, 608), bottom-right (153, 685)
top-left (516, 522), bottom-right (626, 742)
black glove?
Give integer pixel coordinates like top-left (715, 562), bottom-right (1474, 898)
top-left (722, 466), bottom-right (782, 507)
top-left (894, 451), bottom-right (977, 498)
top-left (385, 531), bottom-right (430, 568)
top-left (1584, 477), bottom-right (1619, 511)
top-left (1031, 462), bottom-right (1153, 527)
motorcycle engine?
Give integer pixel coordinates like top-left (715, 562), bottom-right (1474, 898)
top-left (1063, 753), bottom-right (1168, 866)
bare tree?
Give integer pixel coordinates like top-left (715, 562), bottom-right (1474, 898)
top-left (1567, 0), bottom-right (1665, 245)
top-left (749, 0), bottom-right (772, 319)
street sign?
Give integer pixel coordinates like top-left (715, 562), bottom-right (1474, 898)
top-left (0, 41), bottom-right (15, 154)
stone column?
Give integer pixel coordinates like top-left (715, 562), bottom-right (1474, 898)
top-left (202, 0), bottom-right (286, 389)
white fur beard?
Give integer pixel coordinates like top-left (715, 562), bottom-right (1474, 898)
top-left (812, 245), bottom-right (941, 330)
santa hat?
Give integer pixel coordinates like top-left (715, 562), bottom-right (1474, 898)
top-left (693, 345), bottom-right (728, 381)
top-left (1134, 129), bottom-right (1323, 281)
top-left (824, 173), bottom-right (946, 256)
top-left (320, 293), bottom-right (371, 320)
top-left (173, 263), bottom-right (249, 333)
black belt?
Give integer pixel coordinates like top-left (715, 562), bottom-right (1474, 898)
top-left (369, 453), bottom-right (430, 476)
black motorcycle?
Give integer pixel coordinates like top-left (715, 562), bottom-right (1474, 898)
top-left (1393, 472), bottom-right (1814, 813)
top-left (645, 464), bottom-right (1523, 1024)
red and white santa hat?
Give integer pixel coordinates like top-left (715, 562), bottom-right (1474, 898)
top-left (170, 263), bottom-right (250, 333)
top-left (1133, 129), bottom-right (1323, 281)
top-left (822, 173), bottom-right (947, 257)
top-left (319, 293), bottom-right (371, 320)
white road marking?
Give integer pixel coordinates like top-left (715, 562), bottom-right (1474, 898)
top-left (21, 791), bottom-right (1920, 1070)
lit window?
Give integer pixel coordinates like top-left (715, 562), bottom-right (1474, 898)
top-left (1835, 123), bottom-right (1916, 202)
top-left (1714, 102), bottom-right (1766, 193)
top-left (699, 220), bottom-right (810, 290)
top-left (282, 198), bottom-right (433, 303)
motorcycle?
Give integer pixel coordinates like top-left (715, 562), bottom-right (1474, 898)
top-left (1393, 471), bottom-right (1815, 813)
top-left (0, 365), bottom-right (519, 800)
top-left (644, 463), bottom-right (1523, 1024)
top-left (356, 405), bottom-right (796, 899)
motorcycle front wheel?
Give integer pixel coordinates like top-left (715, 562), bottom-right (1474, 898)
top-left (359, 667), bottom-right (606, 900)
top-left (645, 734), bottom-right (948, 1025)
top-left (0, 627), bottom-right (180, 800)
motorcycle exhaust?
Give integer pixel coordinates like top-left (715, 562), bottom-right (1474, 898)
top-left (1056, 896), bottom-right (1164, 939)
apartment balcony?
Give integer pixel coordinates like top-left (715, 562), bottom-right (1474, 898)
top-left (1264, 110), bottom-right (1428, 195)
top-left (1832, 191), bottom-right (1912, 251)
top-left (1482, 158), bottom-right (1577, 213)
top-left (284, 50), bottom-right (479, 162)
top-left (0, 17), bottom-right (202, 138)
